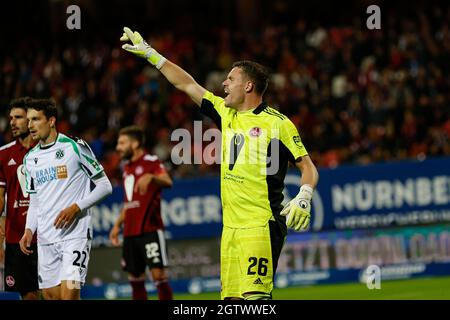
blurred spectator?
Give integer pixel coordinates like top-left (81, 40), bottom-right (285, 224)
top-left (0, 1), bottom-right (449, 184)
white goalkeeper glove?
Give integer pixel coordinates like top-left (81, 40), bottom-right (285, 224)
top-left (120, 26), bottom-right (167, 69)
top-left (280, 185), bottom-right (313, 231)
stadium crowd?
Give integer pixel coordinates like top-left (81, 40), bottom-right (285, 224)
top-left (0, 1), bottom-right (449, 185)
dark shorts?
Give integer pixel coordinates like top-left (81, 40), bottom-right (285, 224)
top-left (4, 243), bottom-right (39, 295)
top-left (122, 231), bottom-right (169, 277)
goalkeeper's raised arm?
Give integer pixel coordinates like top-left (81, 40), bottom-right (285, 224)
top-left (120, 26), bottom-right (206, 106)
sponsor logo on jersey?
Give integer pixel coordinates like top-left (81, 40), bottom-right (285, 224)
top-left (253, 278), bottom-right (263, 285)
top-left (16, 200), bottom-right (29, 208)
top-left (34, 158), bottom-right (38, 164)
top-left (57, 165), bottom-right (68, 179)
top-left (35, 165), bottom-right (69, 185)
top-left (83, 154), bottom-right (102, 172)
top-left (7, 158), bottom-right (17, 166)
top-left (92, 161), bottom-right (101, 171)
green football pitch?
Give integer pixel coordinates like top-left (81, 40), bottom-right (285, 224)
top-left (165, 276), bottom-right (450, 300)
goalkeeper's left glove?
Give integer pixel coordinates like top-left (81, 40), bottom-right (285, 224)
top-left (280, 184), bottom-right (313, 231)
top-left (120, 26), bottom-right (167, 69)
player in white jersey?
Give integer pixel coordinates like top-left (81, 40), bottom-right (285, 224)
top-left (18, 98), bottom-right (112, 300)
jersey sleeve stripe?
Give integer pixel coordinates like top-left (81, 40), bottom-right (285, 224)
top-left (263, 109), bottom-right (285, 120)
top-left (80, 156), bottom-right (104, 178)
top-left (269, 108), bottom-right (287, 119)
top-left (200, 99), bottom-right (222, 130)
top-left (57, 136), bottom-right (80, 158)
top-left (0, 141), bottom-right (16, 151)
top-left (80, 163), bottom-right (93, 177)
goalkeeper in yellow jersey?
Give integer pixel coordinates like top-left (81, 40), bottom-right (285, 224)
top-left (120, 27), bottom-right (319, 300)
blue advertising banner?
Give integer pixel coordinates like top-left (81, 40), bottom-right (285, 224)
top-left (81, 223), bottom-right (450, 299)
top-left (91, 157), bottom-right (450, 245)
top-left (90, 176), bottom-right (223, 245)
top-left (160, 177), bottom-right (222, 239)
top-left (302, 157), bottom-right (450, 231)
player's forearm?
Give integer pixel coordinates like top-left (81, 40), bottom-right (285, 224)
top-left (0, 199), bottom-right (4, 221)
top-left (152, 174), bottom-right (173, 188)
top-left (0, 188), bottom-right (5, 218)
top-left (25, 194), bottom-right (38, 235)
top-left (114, 209), bottom-right (126, 228)
top-left (297, 156), bottom-right (319, 189)
top-left (76, 174), bottom-right (113, 211)
top-left (159, 60), bottom-right (206, 106)
top-left (0, 216), bottom-right (5, 244)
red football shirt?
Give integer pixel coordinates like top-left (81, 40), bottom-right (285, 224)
top-left (122, 154), bottom-right (167, 237)
top-left (0, 140), bottom-right (36, 243)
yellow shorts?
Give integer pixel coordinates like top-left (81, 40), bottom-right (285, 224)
top-left (220, 221), bottom-right (285, 299)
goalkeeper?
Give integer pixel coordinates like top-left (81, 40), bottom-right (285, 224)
top-left (121, 27), bottom-right (319, 300)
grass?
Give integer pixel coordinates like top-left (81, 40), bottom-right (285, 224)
top-left (165, 276), bottom-right (450, 300)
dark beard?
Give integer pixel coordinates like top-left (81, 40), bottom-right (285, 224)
top-left (122, 149), bottom-right (133, 160)
top-left (17, 131), bottom-right (30, 140)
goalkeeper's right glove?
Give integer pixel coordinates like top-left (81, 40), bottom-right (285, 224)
top-left (280, 184), bottom-right (313, 231)
top-left (120, 26), bottom-right (167, 69)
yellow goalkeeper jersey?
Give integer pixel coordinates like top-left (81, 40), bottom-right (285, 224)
top-left (200, 91), bottom-right (308, 230)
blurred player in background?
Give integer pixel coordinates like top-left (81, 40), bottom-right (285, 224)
top-left (0, 97), bottom-right (39, 299)
top-left (121, 27), bottom-right (319, 300)
top-left (19, 98), bottom-right (112, 300)
top-left (110, 125), bottom-right (173, 300)
top-left (0, 218), bottom-right (3, 290)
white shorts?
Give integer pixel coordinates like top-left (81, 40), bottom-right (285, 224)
top-left (37, 238), bottom-right (92, 289)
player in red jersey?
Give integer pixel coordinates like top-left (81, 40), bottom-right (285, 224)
top-left (0, 97), bottom-right (39, 299)
top-left (109, 125), bottom-right (174, 300)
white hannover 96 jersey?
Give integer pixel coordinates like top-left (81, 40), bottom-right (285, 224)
top-left (24, 133), bottom-right (104, 245)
